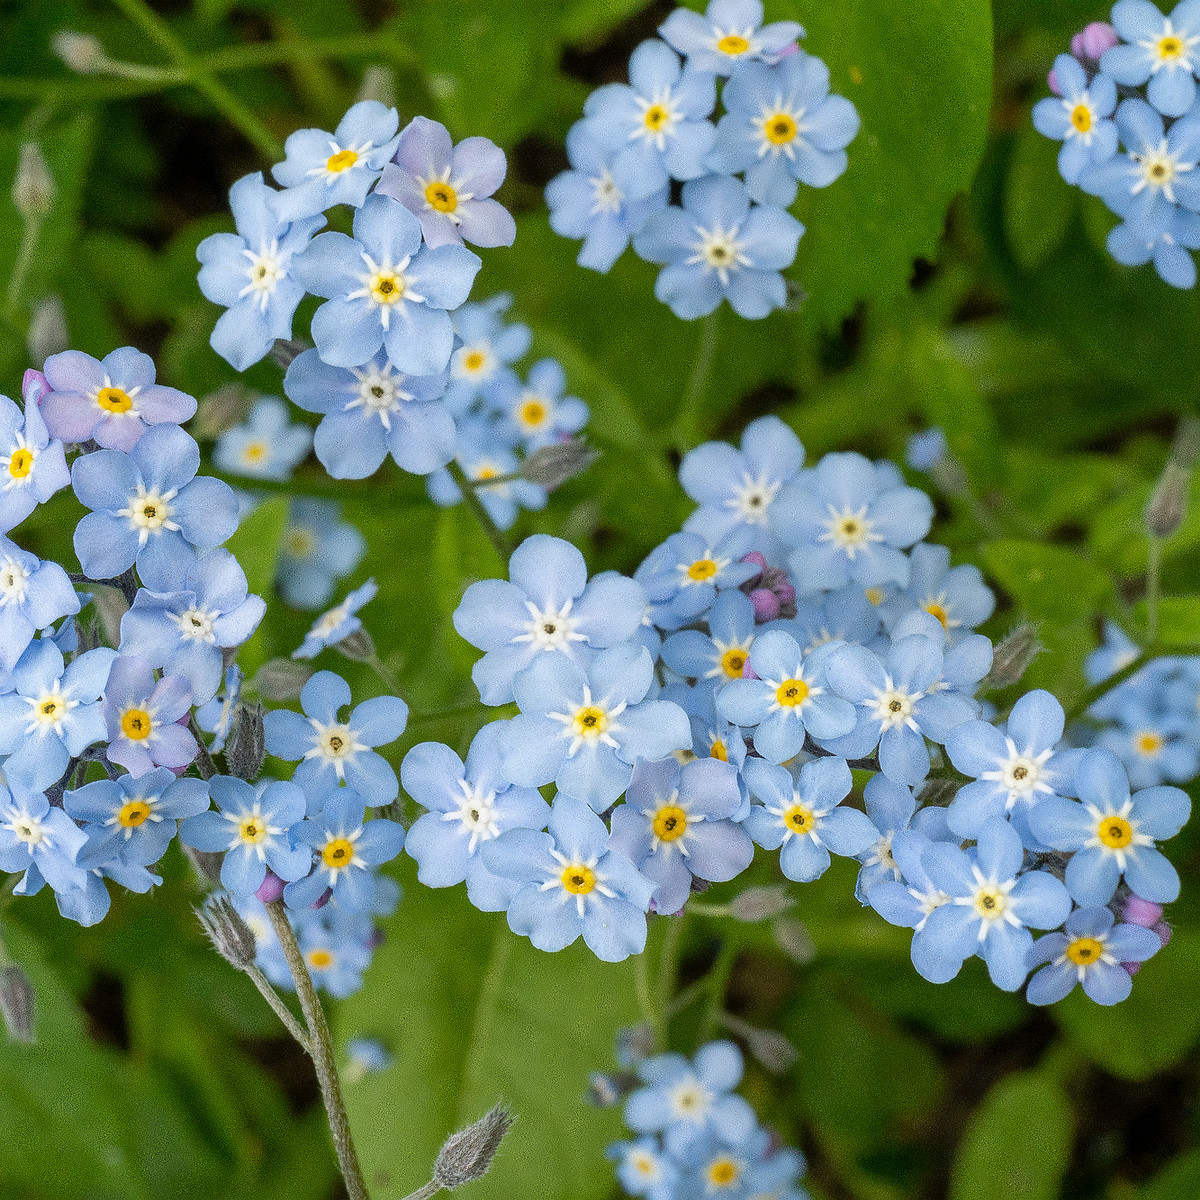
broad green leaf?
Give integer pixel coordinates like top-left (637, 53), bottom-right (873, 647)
top-left (982, 539), bottom-right (1113, 622)
top-left (1004, 125), bottom-right (1075, 271)
top-left (1139, 1149), bottom-right (1200, 1200)
top-left (337, 859), bottom-right (639, 1200)
top-left (949, 1072), bottom-right (1073, 1200)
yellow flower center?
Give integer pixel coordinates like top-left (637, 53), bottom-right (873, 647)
top-left (1067, 936), bottom-right (1104, 966)
top-left (573, 705), bottom-right (608, 736)
top-left (120, 708), bottom-right (152, 741)
top-left (1160, 34), bottom-right (1184, 59)
top-left (476, 464), bottom-right (500, 480)
top-left (287, 528), bottom-right (316, 557)
top-left (1098, 815), bottom-right (1133, 849)
top-left (1135, 731), bottom-right (1164, 757)
top-left (720, 648), bottom-right (747, 678)
top-left (716, 33), bottom-right (750, 55)
top-left (326, 148), bottom-right (358, 173)
top-left (974, 886), bottom-right (1007, 920)
top-left (519, 398), bottom-right (548, 428)
top-left (39, 698), bottom-right (60, 718)
top-left (239, 815), bottom-right (269, 844)
top-left (1071, 103), bottom-right (1093, 133)
top-left (462, 350), bottom-right (487, 373)
top-left (783, 803), bottom-right (813, 834)
top-left (97, 386), bottom-right (133, 413)
top-left (243, 441), bottom-right (268, 464)
top-left (709, 739), bottom-right (728, 762)
top-left (7, 449), bottom-right (33, 479)
top-left (864, 587), bottom-right (885, 605)
top-left (708, 1159), bottom-right (740, 1188)
top-left (775, 678), bottom-right (809, 707)
top-left (764, 113), bottom-right (797, 145)
top-left (644, 104), bottom-right (669, 131)
top-left (322, 837), bottom-right (356, 869)
top-left (687, 557), bottom-right (719, 581)
top-left (117, 800), bottom-right (152, 828)
top-left (307, 948), bottom-right (333, 969)
top-left (561, 864), bottom-right (595, 895)
top-left (425, 181), bottom-right (458, 212)
top-left (924, 602), bottom-right (949, 628)
top-left (652, 804), bottom-right (688, 842)
top-left (370, 272), bottom-right (405, 305)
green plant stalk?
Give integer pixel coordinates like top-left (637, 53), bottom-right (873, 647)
top-left (109, 0), bottom-right (284, 160)
top-left (447, 460), bottom-right (513, 562)
top-left (245, 963), bottom-right (314, 1054)
top-left (700, 943), bottom-right (736, 1044)
top-left (266, 901), bottom-right (370, 1200)
top-left (655, 913), bottom-right (684, 1043)
top-left (671, 313), bottom-right (719, 451)
top-left (1146, 535), bottom-right (1164, 645)
top-left (1064, 644), bottom-right (1200, 725)
top-left (634, 944), bottom-right (657, 1038)
top-left (4, 214), bottom-right (44, 320)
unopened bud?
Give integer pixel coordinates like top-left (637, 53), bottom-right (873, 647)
top-left (1071, 21), bottom-right (1119, 61)
top-left (980, 623), bottom-right (1042, 692)
top-left (52, 30), bottom-right (106, 73)
top-left (225, 702), bottom-right (265, 781)
top-left (192, 383), bottom-right (252, 438)
top-left (27, 294), bottom-right (69, 365)
top-left (433, 1103), bottom-right (515, 1190)
top-left (0, 965), bottom-right (34, 1042)
top-left (520, 439), bottom-right (599, 490)
top-left (771, 915), bottom-right (815, 964)
top-left (615, 1021), bottom-right (656, 1068)
top-left (270, 339), bottom-right (308, 370)
top-left (719, 1012), bottom-right (797, 1073)
top-left (729, 886), bottom-right (794, 923)
top-left (196, 895), bottom-right (257, 969)
top-left (335, 627), bottom-right (376, 662)
top-left (1122, 894), bottom-right (1164, 927)
top-left (356, 64), bottom-right (396, 107)
top-left (1145, 459), bottom-right (1190, 539)
top-left (12, 143), bottom-right (55, 220)
top-left (586, 1072), bottom-right (625, 1107)
top-left (1172, 416), bottom-right (1200, 470)
top-left (249, 657), bottom-right (313, 701)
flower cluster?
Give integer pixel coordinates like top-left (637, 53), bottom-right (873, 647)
top-left (403, 414), bottom-right (1188, 1001)
top-left (604, 1040), bottom-right (808, 1200)
top-left (1034, 6), bottom-right (1200, 288)
top-left (545, 0), bottom-right (859, 319)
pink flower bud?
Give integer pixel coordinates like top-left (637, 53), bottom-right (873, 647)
top-left (742, 551), bottom-right (768, 572)
top-left (256, 870), bottom-right (285, 904)
top-left (313, 886), bottom-right (333, 909)
top-left (1123, 961), bottom-right (1141, 977)
top-left (1152, 919), bottom-right (1173, 947)
top-left (1047, 67), bottom-right (1062, 96)
top-left (1072, 22), bottom-right (1119, 60)
top-left (1123, 895), bottom-right (1163, 927)
top-left (21, 369), bottom-right (48, 406)
top-left (742, 660), bottom-right (760, 680)
top-left (750, 588), bottom-right (780, 622)
top-left (776, 582), bottom-right (796, 606)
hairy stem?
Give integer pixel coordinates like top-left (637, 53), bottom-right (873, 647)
top-left (1146, 536), bottom-right (1163, 645)
top-left (447, 460), bottom-right (513, 562)
top-left (266, 901), bottom-right (370, 1200)
top-left (245, 963), bottom-right (313, 1054)
top-left (188, 715), bottom-right (218, 781)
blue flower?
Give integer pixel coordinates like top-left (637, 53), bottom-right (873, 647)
top-left (716, 630), bottom-right (855, 763)
top-left (712, 52), bottom-right (859, 205)
top-left (65, 768), bottom-right (209, 870)
top-left (119, 548), bottom-right (266, 706)
top-left (777, 585), bottom-right (881, 655)
top-left (905, 428), bottom-right (947, 471)
top-left (1032, 54), bottom-right (1119, 183)
top-left (662, 588), bottom-right (758, 689)
top-left (481, 793), bottom-right (655, 961)
top-left (270, 100), bottom-right (401, 221)
top-left (769, 451), bottom-right (934, 593)
top-left (401, 723), bottom-right (550, 911)
top-left (498, 644), bottom-right (692, 809)
top-left (213, 395), bottom-right (312, 480)
top-left (103, 654), bottom-right (196, 776)
top-left (0, 538), bottom-right (80, 670)
top-left (277, 498), bottom-right (366, 610)
top-left (678, 415), bottom-right (804, 552)
top-left (546, 121), bottom-right (670, 274)
top-left (425, 430), bottom-right (548, 530)
top-left (1026, 904), bottom-right (1162, 1005)
top-left (918, 816), bottom-right (1072, 990)
top-left (376, 115), bottom-right (516, 248)
top-left (853, 773), bottom-right (919, 901)
top-left (182, 776), bottom-right (311, 896)
top-left (681, 1128), bottom-right (806, 1200)
top-left (637, 528), bottom-right (759, 631)
top-left (0, 781), bottom-right (88, 902)
top-left (741, 755), bottom-right (877, 882)
top-left (607, 1139), bottom-right (680, 1200)
top-left (263, 669), bottom-right (408, 807)
top-left (943, 689), bottom-right (1084, 837)
top-left (454, 533), bottom-right (647, 705)
top-left (622, 1040), bottom-right (756, 1156)
top-left (663, 681), bottom-right (750, 775)
top-left (0, 639), bottom-right (116, 781)
top-left (659, 0), bottom-right (803, 74)
top-left (294, 905), bottom-right (377, 998)
top-left (197, 174), bottom-right (325, 371)
top-left (1107, 202), bottom-right (1200, 287)
top-left (608, 757), bottom-right (754, 914)
top-left (882, 543), bottom-right (995, 644)
top-left (196, 665), bottom-right (242, 753)
top-left (71, 423), bottom-right (240, 585)
top-left (294, 578), bottom-right (377, 660)
top-left (0, 392), bottom-right (70, 533)
top-left (345, 1038), bottom-right (393, 1081)
top-left (633, 174), bottom-right (803, 319)
top-left (585, 39), bottom-right (717, 200)
top-left (490, 359), bottom-right (589, 451)
top-left (283, 787), bottom-right (405, 911)
top-left (1101, 0), bottom-right (1200, 117)
top-left (445, 293), bottom-right (531, 416)
top-left (1029, 747), bottom-right (1190, 905)
top-left (1095, 709), bottom-right (1199, 787)
top-left (292, 193), bottom-right (481, 373)
top-left (283, 348), bottom-right (453, 479)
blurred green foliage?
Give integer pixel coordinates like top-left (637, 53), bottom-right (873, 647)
top-left (2, 1), bottom-right (1200, 1199)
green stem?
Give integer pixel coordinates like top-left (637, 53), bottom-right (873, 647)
top-left (671, 313), bottom-right (719, 451)
top-left (109, 0), bottom-right (284, 160)
top-left (366, 651), bottom-right (404, 697)
top-left (266, 901), bottom-right (370, 1200)
top-left (655, 913), bottom-right (684, 1045)
top-left (245, 963), bottom-right (313, 1054)
top-left (447, 460), bottom-right (512, 562)
top-left (634, 945), bottom-right (657, 1037)
top-left (188, 715), bottom-right (218, 781)
top-left (700, 944), bottom-right (736, 1044)
top-left (1146, 536), bottom-right (1164, 645)
top-left (683, 901), bottom-right (728, 918)
top-left (4, 214), bottom-right (44, 320)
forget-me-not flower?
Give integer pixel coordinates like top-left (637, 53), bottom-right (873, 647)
top-left (213, 395), bottom-right (312, 480)
top-left (425, 430), bottom-right (548, 530)
top-left (444, 293), bottom-right (531, 415)
top-left (660, 0), bottom-right (802, 74)
top-left (662, 588), bottom-right (758, 689)
top-left (104, 654), bottom-right (196, 776)
top-left (607, 1139), bottom-right (680, 1200)
top-left (196, 665), bottom-right (242, 753)
top-left (1107, 202), bottom-right (1200, 286)
top-left (1100, 0), bottom-right (1200, 117)
top-left (883, 542), bottom-right (995, 644)
top-left (0, 782), bottom-right (88, 901)
top-left (294, 578), bottom-right (377, 660)
top-left (277, 498), bottom-right (366, 610)
top-left (0, 537), bottom-right (80, 670)
top-left (0, 392), bottom-right (69, 532)
top-left (1033, 54), bottom-right (1119, 184)
top-left (491, 358), bottom-right (589, 451)
top-left (638, 527), bottom-right (759, 630)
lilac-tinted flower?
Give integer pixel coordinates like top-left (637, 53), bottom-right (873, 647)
top-left (271, 100), bottom-right (401, 221)
top-left (0, 392), bottom-right (70, 532)
top-left (197, 174), bottom-right (325, 371)
top-left (0, 537), bottom-right (80, 669)
top-left (660, 0), bottom-right (802, 74)
top-left (213, 395), bottom-right (312, 480)
top-left (292, 193), bottom-right (481, 374)
top-left (294, 578), bottom-right (377, 660)
top-left (481, 794), bottom-right (655, 961)
top-left (1032, 55), bottom-right (1119, 184)
top-left (103, 654), bottom-right (196, 776)
top-left (376, 116), bottom-right (516, 249)
top-left (454, 533), bottom-right (647, 706)
top-left (1074, 21), bottom-right (1121, 60)
top-left (41, 347), bottom-right (196, 452)
top-left (1100, 0), bottom-right (1200, 117)
top-left (608, 757), bottom-right (753, 914)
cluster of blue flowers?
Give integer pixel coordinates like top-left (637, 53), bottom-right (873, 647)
top-left (545, 0), bottom-right (859, 320)
top-left (1035, 4), bottom-right (1200, 288)
top-left (400, 414), bottom-right (1187, 1004)
top-left (603, 1040), bottom-right (808, 1200)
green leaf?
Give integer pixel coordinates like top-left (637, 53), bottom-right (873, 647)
top-left (337, 859), bottom-right (639, 1199)
top-left (1004, 125), bottom-right (1075, 271)
top-left (225, 497), bottom-right (289, 599)
top-left (1139, 1149), bottom-right (1200, 1200)
top-left (1133, 596), bottom-right (1200, 645)
top-left (982, 539), bottom-right (1113, 622)
top-left (949, 1072), bottom-right (1073, 1200)
top-left (778, 0), bottom-right (993, 324)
